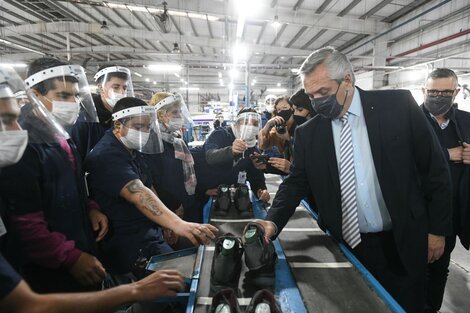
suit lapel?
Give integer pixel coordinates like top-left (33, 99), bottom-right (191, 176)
top-left (315, 118), bottom-right (340, 195)
top-left (359, 88), bottom-right (383, 180)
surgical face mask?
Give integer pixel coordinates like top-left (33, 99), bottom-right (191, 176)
top-left (167, 117), bottom-right (184, 132)
top-left (240, 125), bottom-right (259, 148)
top-left (424, 95), bottom-right (453, 116)
top-left (0, 130), bottom-right (28, 167)
top-left (311, 82), bottom-right (348, 119)
top-left (120, 128), bottom-right (150, 150)
top-left (276, 109), bottom-right (293, 122)
top-left (265, 104), bottom-right (274, 113)
top-left (106, 90), bottom-right (126, 108)
top-left (293, 115), bottom-right (308, 126)
top-left (52, 100), bottom-right (80, 126)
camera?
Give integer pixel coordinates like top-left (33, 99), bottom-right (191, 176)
top-left (276, 124), bottom-right (286, 134)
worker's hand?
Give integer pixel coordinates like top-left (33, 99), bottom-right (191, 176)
top-left (205, 188), bottom-right (218, 197)
top-left (266, 116), bottom-right (285, 128)
top-left (88, 208), bottom-right (109, 241)
top-left (251, 152), bottom-right (267, 170)
top-left (257, 189), bottom-right (270, 202)
top-left (232, 139), bottom-right (247, 155)
top-left (253, 219), bottom-right (277, 242)
top-left (428, 233), bottom-right (445, 263)
top-left (132, 270), bottom-right (185, 301)
top-left (462, 142), bottom-right (470, 164)
top-left (448, 146), bottom-right (463, 162)
top-left (172, 220), bottom-right (218, 246)
top-left (268, 157), bottom-right (291, 174)
top-left (69, 252), bottom-right (106, 286)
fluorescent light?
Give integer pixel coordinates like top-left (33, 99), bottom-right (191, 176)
top-left (0, 63), bottom-right (27, 68)
top-left (134, 71), bottom-right (143, 77)
top-left (145, 78), bottom-right (150, 82)
top-left (218, 72), bottom-right (222, 78)
top-left (290, 68), bottom-right (299, 74)
top-left (252, 79), bottom-right (257, 83)
top-left (174, 73), bottom-right (180, 78)
top-left (153, 81), bottom-right (157, 85)
top-left (0, 38), bottom-right (45, 56)
top-left (266, 88), bottom-right (287, 93)
top-left (180, 78), bottom-right (184, 82)
top-left (236, 16), bottom-right (245, 39)
top-left (179, 87), bottom-right (200, 91)
top-left (271, 15), bottom-right (281, 29)
top-left (277, 82), bottom-right (281, 87)
top-left (148, 64), bottom-right (182, 72)
top-left (170, 10), bottom-right (219, 21)
top-left (219, 79), bottom-right (224, 86)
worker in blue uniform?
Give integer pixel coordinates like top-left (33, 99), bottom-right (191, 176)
top-left (85, 97), bottom-right (218, 282)
top-left (193, 108), bottom-right (270, 201)
top-left (71, 65), bottom-right (133, 161)
top-left (148, 92), bottom-right (202, 225)
top-left (0, 59), bottom-right (108, 293)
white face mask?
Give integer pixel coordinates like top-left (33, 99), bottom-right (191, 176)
top-left (0, 130), bottom-right (28, 167)
top-left (167, 117), bottom-right (184, 132)
top-left (240, 125), bottom-right (259, 148)
top-left (106, 90), bottom-right (126, 108)
top-left (52, 100), bottom-right (80, 126)
top-left (266, 104), bottom-right (275, 113)
top-left (120, 128), bottom-right (150, 151)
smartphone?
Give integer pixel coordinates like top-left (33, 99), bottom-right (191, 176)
top-left (250, 154), bottom-right (270, 164)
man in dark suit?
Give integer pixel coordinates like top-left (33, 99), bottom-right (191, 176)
top-left (256, 47), bottom-right (452, 313)
top-left (420, 68), bottom-right (470, 313)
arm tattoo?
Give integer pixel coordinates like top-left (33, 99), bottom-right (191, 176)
top-left (126, 180), bottom-right (163, 216)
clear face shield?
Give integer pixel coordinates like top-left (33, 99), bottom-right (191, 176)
top-left (25, 64), bottom-right (98, 127)
top-left (112, 106), bottom-right (164, 154)
top-left (155, 93), bottom-right (193, 132)
top-left (95, 66), bottom-right (134, 108)
top-left (231, 112), bottom-right (261, 148)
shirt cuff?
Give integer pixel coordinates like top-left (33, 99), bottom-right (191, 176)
top-left (86, 199), bottom-right (101, 211)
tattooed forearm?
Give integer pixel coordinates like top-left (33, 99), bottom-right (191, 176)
top-left (139, 191), bottom-right (163, 216)
top-left (127, 179), bottom-right (146, 193)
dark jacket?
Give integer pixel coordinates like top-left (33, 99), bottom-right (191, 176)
top-left (266, 88), bottom-right (452, 275)
top-left (421, 105), bottom-right (470, 249)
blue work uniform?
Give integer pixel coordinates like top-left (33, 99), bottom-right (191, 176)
top-left (71, 94), bottom-right (113, 161)
top-left (145, 141), bottom-right (202, 223)
top-left (193, 126), bottom-right (266, 194)
top-left (85, 130), bottom-right (172, 275)
top-left (0, 254), bottom-right (21, 301)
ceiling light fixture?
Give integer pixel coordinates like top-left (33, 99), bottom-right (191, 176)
top-left (271, 15), bottom-right (281, 29)
top-left (101, 20), bottom-right (109, 30)
top-left (134, 71), bottom-right (143, 77)
top-left (0, 63), bottom-right (27, 68)
top-left (172, 42), bottom-right (181, 54)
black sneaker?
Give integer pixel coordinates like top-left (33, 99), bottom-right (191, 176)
top-left (210, 288), bottom-right (242, 313)
top-left (215, 184), bottom-right (231, 216)
top-left (245, 289), bottom-right (282, 313)
top-left (242, 223), bottom-right (277, 287)
top-left (234, 184), bottom-right (251, 217)
top-left (210, 234), bottom-right (244, 292)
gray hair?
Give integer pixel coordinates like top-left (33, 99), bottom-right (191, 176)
top-left (299, 46), bottom-right (355, 83)
top-left (426, 68), bottom-right (459, 88)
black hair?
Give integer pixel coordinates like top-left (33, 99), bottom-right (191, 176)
top-left (237, 108), bottom-right (258, 116)
top-left (427, 68), bottom-right (458, 86)
top-left (95, 64), bottom-right (129, 84)
top-left (112, 97), bottom-right (148, 127)
top-left (27, 57), bottom-right (78, 95)
top-left (289, 89), bottom-right (313, 113)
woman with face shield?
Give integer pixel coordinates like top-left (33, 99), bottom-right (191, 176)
top-left (85, 97), bottom-right (217, 286)
top-left (192, 108), bottom-right (270, 202)
top-left (70, 65), bottom-right (134, 162)
top-left (0, 60), bottom-right (108, 293)
top-left (145, 92), bottom-right (202, 228)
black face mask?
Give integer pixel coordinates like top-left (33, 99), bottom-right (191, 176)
top-left (293, 115), bottom-right (308, 126)
top-left (424, 95), bottom-right (453, 116)
top-left (311, 82), bottom-right (348, 119)
top-left (276, 109), bottom-right (293, 122)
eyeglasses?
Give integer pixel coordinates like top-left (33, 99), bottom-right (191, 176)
top-left (425, 89), bottom-right (455, 97)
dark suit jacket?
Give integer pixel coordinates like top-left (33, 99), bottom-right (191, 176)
top-left (267, 87), bottom-right (453, 274)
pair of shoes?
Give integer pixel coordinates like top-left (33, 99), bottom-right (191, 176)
top-left (210, 288), bottom-right (281, 313)
top-left (210, 223), bottom-right (277, 292)
top-left (215, 184), bottom-right (251, 217)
